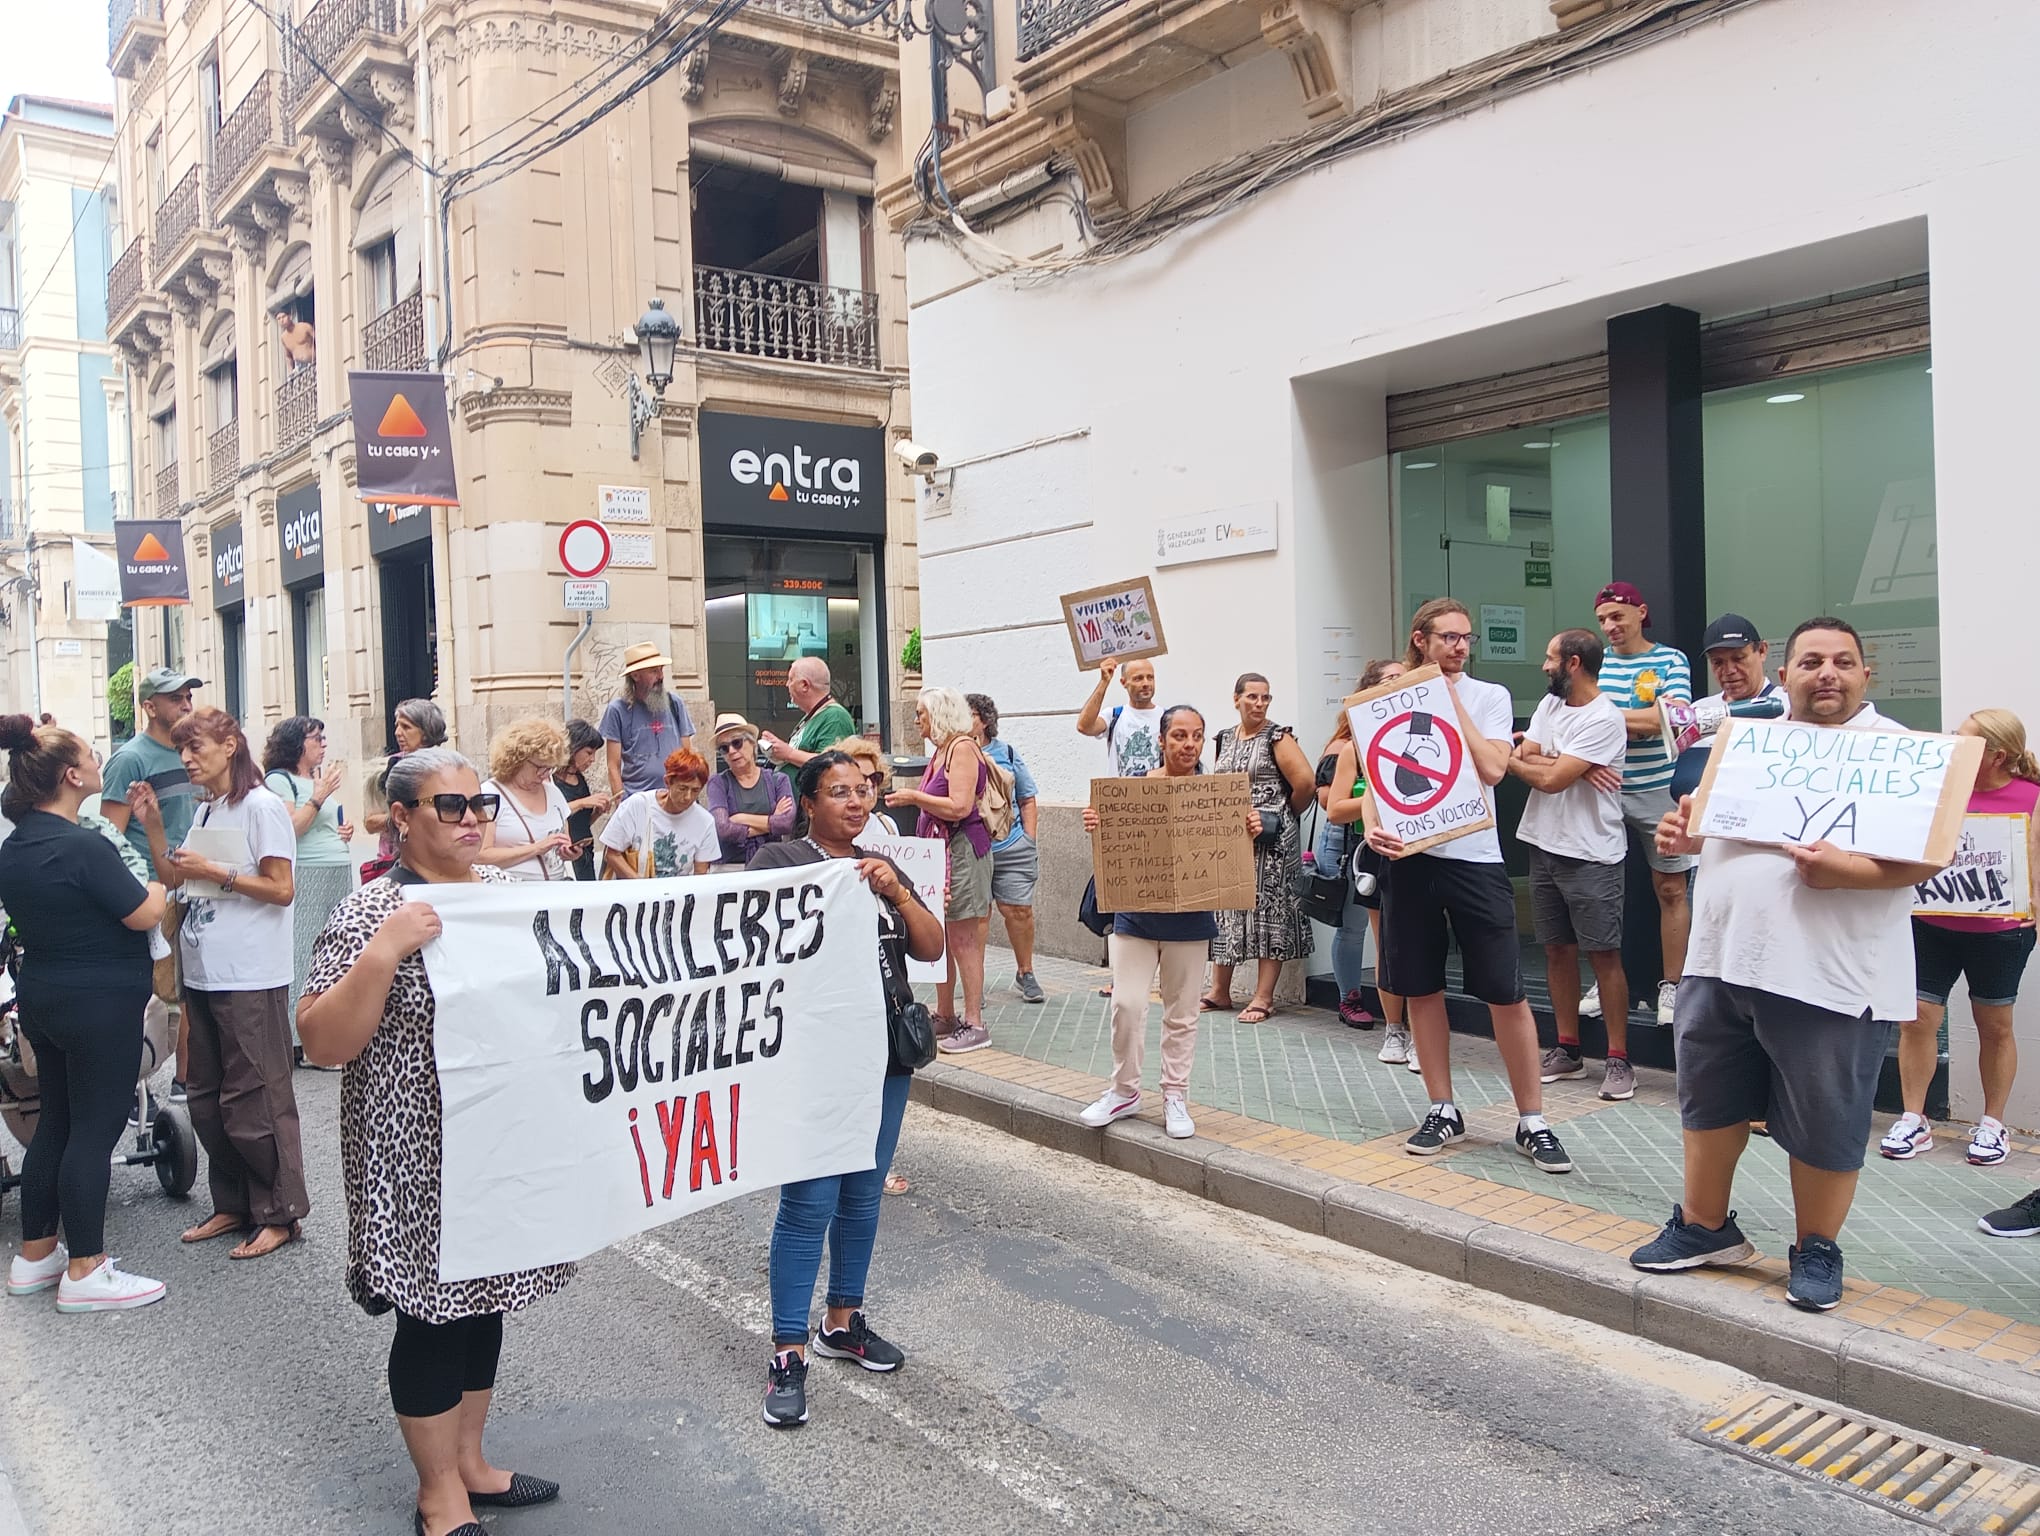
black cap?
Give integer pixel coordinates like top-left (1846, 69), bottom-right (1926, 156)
top-left (1701, 613), bottom-right (1761, 653)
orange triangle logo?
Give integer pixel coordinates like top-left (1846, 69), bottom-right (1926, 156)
top-left (378, 393), bottom-right (429, 438)
top-left (133, 532), bottom-right (172, 561)
top-left (768, 482), bottom-right (789, 502)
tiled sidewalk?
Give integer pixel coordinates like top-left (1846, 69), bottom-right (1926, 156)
top-left (927, 947), bottom-right (2040, 1361)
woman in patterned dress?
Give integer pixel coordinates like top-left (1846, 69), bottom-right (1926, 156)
top-left (1205, 672), bottom-right (1316, 1023)
top-left (297, 748), bottom-right (568, 1536)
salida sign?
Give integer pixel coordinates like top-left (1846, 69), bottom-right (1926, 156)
top-left (348, 371), bottom-right (459, 506)
top-left (699, 410), bottom-right (885, 538)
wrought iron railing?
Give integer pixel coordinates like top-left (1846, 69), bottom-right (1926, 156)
top-left (693, 266), bottom-right (880, 371)
top-left (208, 422), bottom-right (239, 495)
top-left (744, 0), bottom-right (857, 26)
top-left (108, 0), bottom-right (164, 59)
top-left (277, 366), bottom-right (317, 453)
top-left (1018, 0), bottom-right (1130, 59)
top-left (154, 460), bottom-right (180, 515)
top-left (150, 167), bottom-right (205, 271)
top-left (0, 308), bottom-right (19, 351)
top-left (108, 238), bottom-right (147, 320)
top-left (0, 499), bottom-right (18, 543)
top-left (284, 0), bottom-right (408, 111)
top-left (210, 74), bottom-right (293, 203)
top-left (363, 291), bottom-right (424, 371)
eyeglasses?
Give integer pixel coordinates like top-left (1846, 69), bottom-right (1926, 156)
top-left (818, 785), bottom-right (865, 802)
top-left (1431, 631), bottom-right (1475, 646)
top-left (398, 793), bottom-right (501, 824)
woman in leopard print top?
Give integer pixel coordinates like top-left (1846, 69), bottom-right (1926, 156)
top-left (299, 748), bottom-right (570, 1536)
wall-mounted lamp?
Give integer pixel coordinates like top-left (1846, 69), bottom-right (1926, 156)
top-left (627, 298), bottom-right (682, 461)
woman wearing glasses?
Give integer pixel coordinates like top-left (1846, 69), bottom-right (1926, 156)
top-left (599, 748), bottom-right (720, 879)
top-left (299, 750), bottom-right (570, 1536)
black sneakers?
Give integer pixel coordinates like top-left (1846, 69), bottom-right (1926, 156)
top-left (1405, 1106), bottom-right (1465, 1157)
top-left (811, 1311), bottom-right (905, 1373)
top-left (763, 1350), bottom-right (809, 1428)
top-left (1629, 1205), bottom-right (1757, 1271)
top-left (1979, 1188), bottom-right (2040, 1238)
top-left (1514, 1123), bottom-right (1574, 1174)
top-left (1787, 1235), bottom-right (1845, 1312)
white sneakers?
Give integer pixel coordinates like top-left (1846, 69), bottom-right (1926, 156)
top-left (1657, 980), bottom-right (1678, 1026)
top-left (8, 1244), bottom-right (68, 1296)
top-left (1079, 1090), bottom-right (1141, 1128)
top-left (1579, 984), bottom-right (1603, 1019)
top-left (1880, 1113), bottom-right (1933, 1160)
top-left (1163, 1094), bottom-right (1195, 1140)
top-left (1970, 1119), bottom-right (2010, 1167)
top-left (54, 1258), bottom-right (165, 1314)
top-left (1378, 1027), bottom-right (1411, 1065)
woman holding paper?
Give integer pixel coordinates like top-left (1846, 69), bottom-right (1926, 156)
top-left (298, 748), bottom-right (569, 1536)
top-left (134, 707), bottom-right (309, 1261)
top-left (1080, 706), bottom-right (1263, 1140)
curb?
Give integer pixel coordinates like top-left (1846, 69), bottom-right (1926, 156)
top-left (913, 1063), bottom-right (2040, 1464)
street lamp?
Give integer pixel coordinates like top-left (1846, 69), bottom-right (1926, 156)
top-left (627, 297), bottom-right (682, 461)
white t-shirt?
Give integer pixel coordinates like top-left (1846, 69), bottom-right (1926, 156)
top-left (1517, 692), bottom-right (1628, 864)
top-left (1686, 704), bottom-right (1918, 1021)
top-left (1426, 674), bottom-right (1515, 865)
top-left (1105, 704), bottom-right (1164, 777)
top-left (176, 786), bottom-right (297, 991)
top-left (483, 777), bottom-right (573, 882)
top-left (600, 790), bottom-right (720, 878)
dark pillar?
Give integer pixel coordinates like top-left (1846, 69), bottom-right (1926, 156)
top-left (1606, 305), bottom-right (1706, 1018)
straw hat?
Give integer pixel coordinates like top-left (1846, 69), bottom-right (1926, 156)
top-left (713, 712), bottom-right (759, 745)
top-left (621, 642), bottom-right (673, 676)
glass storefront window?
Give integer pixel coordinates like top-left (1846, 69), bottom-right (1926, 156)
top-left (704, 535), bottom-right (882, 750)
top-left (1702, 352), bottom-right (1938, 727)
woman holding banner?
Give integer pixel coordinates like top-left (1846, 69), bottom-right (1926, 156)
top-left (298, 748), bottom-right (569, 1536)
top-left (749, 749), bottom-right (944, 1428)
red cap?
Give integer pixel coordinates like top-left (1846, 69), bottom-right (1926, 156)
top-left (1594, 580), bottom-right (1651, 624)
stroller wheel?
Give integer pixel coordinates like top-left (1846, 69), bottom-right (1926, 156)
top-left (153, 1105), bottom-right (199, 1198)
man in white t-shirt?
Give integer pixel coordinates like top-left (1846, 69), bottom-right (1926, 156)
top-left (1076, 656), bottom-right (1163, 778)
top-left (1364, 599), bottom-right (1574, 1174)
top-left (1631, 617), bottom-right (1943, 1314)
top-left (1508, 629), bottom-right (1633, 1101)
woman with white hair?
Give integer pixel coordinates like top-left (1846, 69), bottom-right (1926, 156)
top-left (888, 686), bottom-right (995, 1052)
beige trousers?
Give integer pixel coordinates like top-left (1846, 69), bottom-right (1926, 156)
top-left (1108, 934), bottom-right (1204, 1097)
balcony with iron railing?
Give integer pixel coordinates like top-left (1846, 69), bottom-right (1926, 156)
top-left (107, 238), bottom-right (147, 322)
top-left (693, 266), bottom-right (881, 371)
top-left (284, 0), bottom-right (410, 128)
top-left (277, 366), bottom-right (318, 454)
top-left (0, 499), bottom-right (19, 544)
top-left (107, 0), bottom-right (166, 78)
top-left (154, 460), bottom-right (180, 516)
top-left (210, 74), bottom-right (298, 229)
top-left (0, 308), bottom-right (20, 352)
top-left (208, 422), bottom-right (240, 497)
top-left (150, 167), bottom-right (206, 273)
top-left (363, 291), bottom-right (424, 372)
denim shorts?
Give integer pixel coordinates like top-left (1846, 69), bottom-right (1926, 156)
top-left (1914, 920), bottom-right (2038, 1008)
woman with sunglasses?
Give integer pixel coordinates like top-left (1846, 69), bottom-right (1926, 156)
top-left (599, 748), bottom-right (719, 879)
top-left (298, 749), bottom-right (570, 1536)
top-left (838, 738), bottom-right (901, 834)
top-left (747, 750), bottom-right (945, 1427)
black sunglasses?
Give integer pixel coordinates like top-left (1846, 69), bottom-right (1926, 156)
top-left (398, 793), bottom-right (501, 824)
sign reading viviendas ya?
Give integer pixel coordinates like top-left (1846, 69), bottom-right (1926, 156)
top-left (1060, 577), bottom-right (1166, 671)
top-left (1090, 773), bottom-right (1256, 913)
top-left (1690, 718), bottom-right (1983, 865)
top-left (417, 861), bottom-right (888, 1282)
top-left (1342, 664), bottom-right (1495, 856)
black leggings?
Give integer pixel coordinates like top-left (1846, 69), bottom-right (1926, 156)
top-left (16, 976), bottom-right (149, 1259)
top-left (388, 1310), bottom-right (505, 1419)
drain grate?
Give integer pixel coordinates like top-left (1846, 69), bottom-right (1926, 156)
top-left (1695, 1392), bottom-right (2040, 1533)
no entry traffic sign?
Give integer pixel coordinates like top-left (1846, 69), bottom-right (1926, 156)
top-left (1366, 711), bottom-right (1465, 818)
top-left (559, 519), bottom-right (611, 579)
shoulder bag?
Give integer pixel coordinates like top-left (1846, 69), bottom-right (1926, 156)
top-left (873, 905), bottom-right (936, 1071)
top-left (1296, 802), bottom-right (1349, 926)
top-left (491, 779), bottom-right (569, 881)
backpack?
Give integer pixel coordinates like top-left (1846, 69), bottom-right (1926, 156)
top-left (977, 745), bottom-right (1017, 843)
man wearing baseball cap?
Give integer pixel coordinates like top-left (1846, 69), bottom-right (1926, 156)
top-left (100, 667), bottom-right (205, 868)
top-left (1592, 582), bottom-right (1694, 1029)
top-left (1667, 615), bottom-right (1779, 801)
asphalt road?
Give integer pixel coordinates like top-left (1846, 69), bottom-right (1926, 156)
top-left (0, 1076), bottom-right (1929, 1536)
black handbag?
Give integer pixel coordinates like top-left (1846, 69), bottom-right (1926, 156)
top-left (1077, 876), bottom-right (1111, 938)
top-left (874, 919), bottom-right (936, 1072)
top-left (1297, 806), bottom-right (1349, 926)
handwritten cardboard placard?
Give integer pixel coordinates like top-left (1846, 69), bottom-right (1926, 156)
top-left (1060, 577), bottom-right (1167, 671)
top-left (1341, 664), bottom-right (1495, 856)
top-left (1090, 773), bottom-right (1255, 913)
top-left (1914, 814), bottom-right (2033, 920)
top-left (854, 824), bottom-right (949, 981)
top-left (1690, 718), bottom-right (1982, 865)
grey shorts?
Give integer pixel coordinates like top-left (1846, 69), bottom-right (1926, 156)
top-left (1673, 975), bottom-right (1894, 1173)
top-left (1528, 846), bottom-right (1624, 952)
top-left (1623, 788), bottom-right (1694, 874)
top-left (946, 832), bottom-right (994, 921)
top-left (991, 832), bottom-right (1038, 906)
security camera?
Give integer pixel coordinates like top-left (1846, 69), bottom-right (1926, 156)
top-left (894, 439), bottom-right (940, 476)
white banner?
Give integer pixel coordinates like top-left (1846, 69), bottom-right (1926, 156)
top-left (72, 538), bottom-right (121, 622)
top-left (853, 825), bottom-right (948, 981)
top-left (417, 860), bottom-right (888, 1282)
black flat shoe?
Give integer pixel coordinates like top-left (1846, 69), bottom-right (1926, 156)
top-left (413, 1511), bottom-right (488, 1536)
top-left (469, 1472), bottom-right (560, 1508)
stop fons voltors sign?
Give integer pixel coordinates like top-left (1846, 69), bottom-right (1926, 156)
top-left (1345, 665), bottom-right (1495, 855)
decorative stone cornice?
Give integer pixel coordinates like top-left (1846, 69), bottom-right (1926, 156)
top-left (269, 169), bottom-right (311, 222)
top-left (304, 130), bottom-right (357, 186)
top-left (683, 47), bottom-right (710, 102)
top-left (1259, 0), bottom-right (1358, 120)
top-left (367, 65), bottom-right (415, 128)
top-left (338, 99), bottom-right (384, 152)
top-left (229, 218), bottom-right (268, 263)
top-left (776, 50), bottom-right (812, 116)
top-left (249, 195), bottom-right (291, 236)
top-left (1038, 88), bottom-right (1127, 213)
top-left (457, 386), bottom-right (573, 430)
top-left (867, 76), bottom-right (899, 142)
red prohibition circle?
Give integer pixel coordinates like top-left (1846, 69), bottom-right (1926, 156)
top-left (1366, 710), bottom-right (1465, 817)
top-left (559, 519), bottom-right (612, 578)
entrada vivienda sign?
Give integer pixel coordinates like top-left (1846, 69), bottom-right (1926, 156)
top-left (349, 371), bottom-right (459, 506)
top-left (698, 410), bottom-right (885, 539)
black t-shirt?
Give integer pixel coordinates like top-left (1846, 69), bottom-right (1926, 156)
top-left (0, 810), bottom-right (152, 988)
top-left (747, 839), bottom-right (920, 1078)
top-left (555, 770), bottom-right (597, 880)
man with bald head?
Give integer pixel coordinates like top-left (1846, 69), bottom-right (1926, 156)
top-left (760, 657), bottom-right (856, 768)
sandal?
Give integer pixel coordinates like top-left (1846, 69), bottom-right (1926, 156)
top-left (1237, 1002), bottom-right (1278, 1024)
top-left (229, 1221), bottom-right (302, 1261)
top-left (883, 1172), bottom-right (910, 1195)
top-left (180, 1213), bottom-right (247, 1244)
top-left (1198, 996), bottom-right (1232, 1013)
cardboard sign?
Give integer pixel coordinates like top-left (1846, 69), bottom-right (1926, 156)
top-left (1060, 577), bottom-right (1167, 671)
top-left (1689, 718), bottom-right (1982, 865)
top-left (1342, 664), bottom-right (1495, 855)
top-left (1090, 773), bottom-right (1254, 913)
top-left (1914, 814), bottom-right (2033, 920)
top-left (853, 824), bottom-right (949, 981)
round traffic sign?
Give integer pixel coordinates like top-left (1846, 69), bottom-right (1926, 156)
top-left (559, 519), bottom-right (611, 579)
top-left (1366, 710), bottom-right (1465, 817)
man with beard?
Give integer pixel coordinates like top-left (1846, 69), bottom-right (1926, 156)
top-left (601, 644), bottom-right (696, 797)
top-left (1631, 617), bottom-right (1942, 1312)
top-left (1508, 629), bottom-right (1633, 1100)
top-left (99, 668), bottom-right (204, 865)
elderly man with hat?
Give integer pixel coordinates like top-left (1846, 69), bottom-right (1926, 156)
top-left (600, 643), bottom-right (696, 797)
top-left (705, 712), bottom-right (796, 866)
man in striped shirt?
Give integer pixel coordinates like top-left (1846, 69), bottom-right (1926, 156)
top-left (1593, 581), bottom-right (1693, 1027)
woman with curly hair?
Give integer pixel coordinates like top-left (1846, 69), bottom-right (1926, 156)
top-left (477, 718), bottom-right (575, 882)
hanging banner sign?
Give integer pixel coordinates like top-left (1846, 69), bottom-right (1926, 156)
top-left (1343, 664), bottom-right (1494, 855)
top-left (1690, 718), bottom-right (1982, 865)
top-left (1059, 576), bottom-right (1167, 671)
top-left (1913, 814), bottom-right (2033, 920)
top-left (72, 538), bottom-right (122, 621)
top-left (349, 371), bottom-right (459, 506)
top-left (113, 518), bottom-right (191, 607)
top-left (418, 861), bottom-right (887, 1282)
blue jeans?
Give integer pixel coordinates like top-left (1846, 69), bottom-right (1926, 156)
top-left (769, 1072), bottom-right (911, 1346)
top-left (1317, 818), bottom-right (1370, 997)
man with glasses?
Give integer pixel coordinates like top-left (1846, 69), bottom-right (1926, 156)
top-left (1365, 599), bottom-right (1575, 1174)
